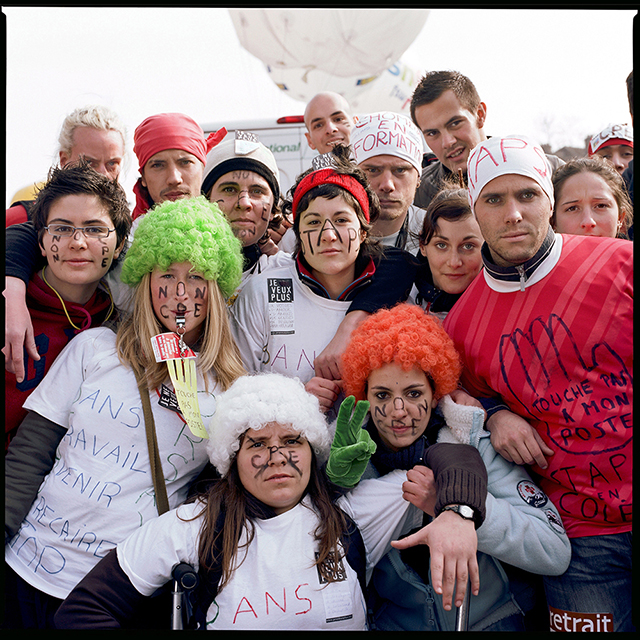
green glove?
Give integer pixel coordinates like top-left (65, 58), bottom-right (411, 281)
top-left (326, 396), bottom-right (376, 488)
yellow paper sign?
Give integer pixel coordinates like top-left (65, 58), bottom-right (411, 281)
top-left (166, 358), bottom-right (209, 439)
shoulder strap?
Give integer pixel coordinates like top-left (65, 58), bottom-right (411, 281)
top-left (133, 369), bottom-right (170, 515)
top-left (342, 513), bottom-right (367, 594)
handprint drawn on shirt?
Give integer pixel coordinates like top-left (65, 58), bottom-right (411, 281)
top-left (498, 313), bottom-right (632, 456)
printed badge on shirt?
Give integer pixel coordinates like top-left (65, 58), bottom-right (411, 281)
top-left (315, 551), bottom-right (353, 624)
top-left (158, 384), bottom-right (180, 413)
top-left (150, 332), bottom-right (196, 362)
top-left (268, 278), bottom-right (295, 335)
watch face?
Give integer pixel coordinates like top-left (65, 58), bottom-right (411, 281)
top-left (445, 504), bottom-right (474, 519)
top-left (458, 505), bottom-right (474, 519)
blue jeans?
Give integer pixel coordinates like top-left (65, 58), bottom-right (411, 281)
top-left (543, 531), bottom-right (634, 632)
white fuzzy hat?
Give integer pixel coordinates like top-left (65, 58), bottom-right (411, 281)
top-left (206, 373), bottom-right (332, 476)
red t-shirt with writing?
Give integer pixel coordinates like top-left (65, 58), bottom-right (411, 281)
top-left (444, 234), bottom-right (632, 538)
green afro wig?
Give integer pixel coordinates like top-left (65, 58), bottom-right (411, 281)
top-left (121, 196), bottom-right (243, 298)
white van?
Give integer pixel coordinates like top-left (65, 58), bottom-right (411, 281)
top-left (201, 116), bottom-right (317, 199)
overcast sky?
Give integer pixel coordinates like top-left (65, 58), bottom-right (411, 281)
top-left (3, 7), bottom-right (635, 207)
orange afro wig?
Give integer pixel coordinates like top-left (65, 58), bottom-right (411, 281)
top-left (341, 304), bottom-right (462, 401)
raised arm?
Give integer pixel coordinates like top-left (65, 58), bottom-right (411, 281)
top-left (314, 247), bottom-right (418, 381)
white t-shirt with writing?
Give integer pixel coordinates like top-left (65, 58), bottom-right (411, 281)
top-left (5, 327), bottom-right (217, 599)
top-left (117, 470), bottom-right (416, 630)
top-left (229, 255), bottom-right (350, 385)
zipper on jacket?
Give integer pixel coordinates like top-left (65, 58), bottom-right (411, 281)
top-left (516, 265), bottom-right (526, 291)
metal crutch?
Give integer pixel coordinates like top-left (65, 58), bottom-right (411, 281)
top-left (454, 576), bottom-right (471, 631)
top-left (171, 563), bottom-right (199, 630)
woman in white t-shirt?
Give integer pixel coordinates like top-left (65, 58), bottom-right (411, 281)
top-left (4, 197), bottom-right (245, 629)
top-left (229, 146), bottom-right (414, 419)
top-left (54, 372), bottom-right (436, 631)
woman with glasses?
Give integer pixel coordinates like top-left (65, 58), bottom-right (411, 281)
top-left (3, 161), bottom-right (131, 451)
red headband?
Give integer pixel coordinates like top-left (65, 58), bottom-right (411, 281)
top-left (291, 168), bottom-right (370, 221)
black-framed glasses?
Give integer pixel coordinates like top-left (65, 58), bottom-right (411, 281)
top-left (44, 224), bottom-right (116, 239)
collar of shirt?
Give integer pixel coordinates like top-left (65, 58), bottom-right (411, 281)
top-left (481, 227), bottom-right (559, 292)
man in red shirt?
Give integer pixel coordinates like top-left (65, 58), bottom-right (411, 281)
top-left (443, 135), bottom-right (633, 632)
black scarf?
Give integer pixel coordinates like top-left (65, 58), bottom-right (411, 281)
top-left (364, 413), bottom-right (445, 476)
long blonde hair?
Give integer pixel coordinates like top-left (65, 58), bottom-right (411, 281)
top-left (116, 272), bottom-right (245, 392)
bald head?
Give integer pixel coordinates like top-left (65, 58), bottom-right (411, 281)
top-left (304, 92), bottom-right (354, 154)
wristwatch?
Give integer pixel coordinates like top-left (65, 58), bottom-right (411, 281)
top-left (442, 504), bottom-right (475, 521)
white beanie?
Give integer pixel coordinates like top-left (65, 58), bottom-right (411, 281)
top-left (351, 112), bottom-right (424, 174)
top-left (200, 132), bottom-right (281, 202)
top-left (206, 373), bottom-right (332, 477)
top-left (466, 135), bottom-right (554, 211)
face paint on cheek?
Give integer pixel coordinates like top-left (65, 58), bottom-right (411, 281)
top-left (101, 243), bottom-right (111, 267)
top-left (194, 303), bottom-right (202, 318)
top-left (251, 445), bottom-right (285, 478)
top-left (261, 203), bottom-right (271, 223)
top-left (251, 454), bottom-right (269, 477)
top-left (158, 286), bottom-right (168, 299)
top-left (285, 450), bottom-right (303, 476)
top-left (250, 444), bottom-right (304, 478)
top-left (194, 287), bottom-right (206, 299)
top-left (347, 227), bottom-right (359, 254)
top-left (159, 304), bottom-right (170, 319)
top-left (373, 403), bottom-right (388, 419)
top-left (408, 400), bottom-right (431, 432)
top-left (301, 228), bottom-right (316, 255)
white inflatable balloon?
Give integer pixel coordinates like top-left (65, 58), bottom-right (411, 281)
top-left (267, 57), bottom-right (424, 115)
top-left (266, 64), bottom-right (381, 105)
top-left (229, 8), bottom-right (429, 79)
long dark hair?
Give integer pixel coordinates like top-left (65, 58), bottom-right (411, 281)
top-left (188, 449), bottom-right (351, 593)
